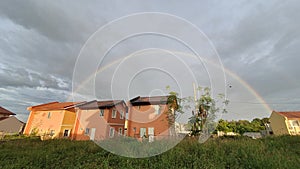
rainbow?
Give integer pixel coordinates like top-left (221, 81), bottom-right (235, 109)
top-left (69, 50), bottom-right (272, 113)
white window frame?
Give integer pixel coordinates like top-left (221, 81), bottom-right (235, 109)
top-left (100, 109), bottom-right (104, 117)
top-left (290, 120), bottom-right (300, 127)
top-left (140, 127), bottom-right (146, 138)
top-left (109, 127), bottom-right (115, 138)
top-left (112, 109), bottom-right (117, 119)
top-left (153, 105), bottom-right (160, 115)
top-left (118, 128), bottom-right (123, 136)
top-left (120, 111), bottom-right (124, 119)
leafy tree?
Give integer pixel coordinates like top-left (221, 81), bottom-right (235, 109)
top-left (215, 118), bottom-right (269, 135)
top-left (167, 86), bottom-right (228, 137)
top-left (189, 87), bottom-right (228, 136)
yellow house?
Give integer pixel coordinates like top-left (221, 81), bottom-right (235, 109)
top-left (23, 102), bottom-right (82, 139)
top-left (269, 111), bottom-right (300, 135)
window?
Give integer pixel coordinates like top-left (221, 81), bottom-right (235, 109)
top-left (120, 111), bottom-right (124, 119)
top-left (140, 128), bottom-right (146, 138)
top-left (153, 105), bottom-right (160, 115)
top-left (109, 127), bottom-right (115, 138)
top-left (133, 127), bottom-right (136, 133)
top-left (85, 128), bottom-right (90, 135)
top-left (47, 112), bottom-right (51, 119)
top-left (50, 130), bottom-right (55, 136)
top-left (112, 110), bottom-right (117, 118)
top-left (100, 109), bottom-right (104, 117)
top-left (63, 129), bottom-right (69, 137)
top-left (118, 128), bottom-right (123, 135)
top-left (290, 120), bottom-right (300, 127)
top-left (148, 127), bottom-right (154, 136)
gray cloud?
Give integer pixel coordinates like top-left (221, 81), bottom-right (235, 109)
top-left (0, 0), bottom-right (105, 43)
top-left (0, 66), bottom-right (69, 90)
top-left (0, 0), bottom-right (299, 122)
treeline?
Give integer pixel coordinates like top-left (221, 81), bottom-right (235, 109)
top-left (215, 118), bottom-right (269, 135)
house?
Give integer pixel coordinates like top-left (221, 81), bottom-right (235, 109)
top-left (126, 96), bottom-right (178, 140)
top-left (0, 106), bottom-right (16, 117)
top-left (269, 111), bottom-right (300, 135)
top-left (71, 100), bottom-right (127, 141)
top-left (0, 106), bottom-right (25, 135)
top-left (175, 122), bottom-right (190, 136)
top-left (23, 102), bottom-right (82, 139)
top-left (243, 132), bottom-right (262, 139)
top-left (217, 131), bottom-right (238, 137)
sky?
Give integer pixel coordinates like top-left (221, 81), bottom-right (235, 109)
top-left (0, 0), bottom-right (300, 123)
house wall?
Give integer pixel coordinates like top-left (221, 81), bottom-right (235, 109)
top-left (269, 112), bottom-right (289, 135)
top-left (0, 116), bottom-right (24, 134)
top-left (72, 105), bottom-right (126, 140)
top-left (23, 110), bottom-right (64, 138)
top-left (127, 104), bottom-right (171, 138)
top-left (286, 119), bottom-right (300, 135)
top-left (59, 109), bottom-right (76, 138)
top-left (72, 109), bottom-right (107, 140)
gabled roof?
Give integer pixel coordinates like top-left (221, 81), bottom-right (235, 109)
top-left (0, 116), bottom-right (25, 124)
top-left (129, 96), bottom-right (170, 106)
top-left (28, 102), bottom-right (83, 111)
top-left (78, 100), bottom-right (126, 109)
top-left (0, 117), bottom-right (9, 121)
top-left (0, 106), bottom-right (16, 116)
top-left (275, 111), bottom-right (300, 119)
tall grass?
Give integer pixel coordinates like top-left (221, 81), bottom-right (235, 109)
top-left (0, 136), bottom-right (299, 168)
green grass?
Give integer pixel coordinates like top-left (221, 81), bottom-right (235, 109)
top-left (0, 136), bottom-right (299, 168)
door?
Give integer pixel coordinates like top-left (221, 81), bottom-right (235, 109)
top-left (90, 128), bottom-right (96, 140)
top-left (148, 127), bottom-right (154, 142)
top-left (63, 129), bottom-right (69, 137)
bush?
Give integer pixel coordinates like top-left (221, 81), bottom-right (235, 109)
top-left (0, 135), bottom-right (299, 168)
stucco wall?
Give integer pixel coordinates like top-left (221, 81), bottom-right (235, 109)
top-left (270, 112), bottom-right (289, 135)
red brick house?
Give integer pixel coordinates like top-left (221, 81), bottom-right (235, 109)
top-left (126, 96), bottom-right (177, 140)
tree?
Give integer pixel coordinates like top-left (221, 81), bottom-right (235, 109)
top-left (189, 87), bottom-right (228, 136)
top-left (167, 85), bottom-right (229, 137)
top-left (215, 118), bottom-right (269, 135)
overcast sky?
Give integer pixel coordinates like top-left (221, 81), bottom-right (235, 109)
top-left (0, 0), bottom-right (300, 122)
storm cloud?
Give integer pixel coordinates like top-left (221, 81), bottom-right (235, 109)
top-left (0, 0), bottom-right (299, 122)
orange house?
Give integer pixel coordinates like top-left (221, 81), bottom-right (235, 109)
top-left (23, 102), bottom-right (82, 139)
top-left (71, 100), bottom-right (127, 141)
top-left (127, 96), bottom-right (177, 139)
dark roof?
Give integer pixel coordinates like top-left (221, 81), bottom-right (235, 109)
top-left (0, 106), bottom-right (16, 116)
top-left (0, 117), bottom-right (9, 121)
top-left (29, 102), bottom-right (83, 111)
top-left (276, 111), bottom-right (300, 118)
top-left (78, 100), bottom-right (125, 109)
top-left (129, 96), bottom-right (170, 106)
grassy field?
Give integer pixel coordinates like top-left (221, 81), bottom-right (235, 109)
top-left (0, 135), bottom-right (299, 169)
